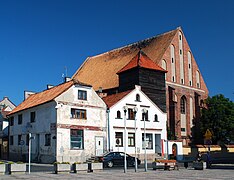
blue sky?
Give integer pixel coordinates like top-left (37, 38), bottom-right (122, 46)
top-left (0, 0), bottom-right (233, 105)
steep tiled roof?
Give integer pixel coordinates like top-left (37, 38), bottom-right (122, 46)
top-left (8, 80), bottom-right (83, 116)
top-left (73, 28), bottom-right (178, 90)
top-left (117, 51), bottom-right (167, 74)
top-left (102, 90), bottom-right (132, 108)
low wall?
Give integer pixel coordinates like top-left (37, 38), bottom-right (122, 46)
top-left (182, 145), bottom-right (234, 163)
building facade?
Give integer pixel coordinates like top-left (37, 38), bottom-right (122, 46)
top-left (0, 97), bottom-right (16, 159)
top-left (103, 85), bottom-right (167, 160)
top-left (7, 80), bottom-right (107, 163)
top-left (73, 27), bottom-right (209, 145)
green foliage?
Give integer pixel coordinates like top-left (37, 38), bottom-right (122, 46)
top-left (0, 161), bottom-right (5, 164)
top-left (200, 94), bottom-right (234, 144)
top-left (53, 162), bottom-right (61, 164)
top-left (61, 162), bottom-right (70, 164)
top-left (16, 161), bottom-right (24, 164)
top-left (8, 161), bottom-right (14, 164)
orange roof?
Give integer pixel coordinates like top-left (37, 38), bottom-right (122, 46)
top-left (73, 28), bottom-right (178, 90)
top-left (8, 80), bottom-right (78, 115)
top-left (117, 51), bottom-right (167, 74)
top-left (102, 90), bottom-right (132, 108)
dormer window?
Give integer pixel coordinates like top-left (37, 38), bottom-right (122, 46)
top-left (136, 94), bottom-right (140, 102)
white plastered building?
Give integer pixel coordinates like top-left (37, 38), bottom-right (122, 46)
top-left (103, 85), bottom-right (168, 160)
top-left (7, 80), bottom-right (107, 163)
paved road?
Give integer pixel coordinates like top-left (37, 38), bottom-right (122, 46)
top-left (0, 164), bottom-right (233, 179)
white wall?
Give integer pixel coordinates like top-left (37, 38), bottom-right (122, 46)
top-left (107, 86), bottom-right (167, 160)
top-left (9, 84), bottom-right (107, 163)
top-left (9, 101), bottom-right (57, 163)
top-left (55, 84), bottom-right (107, 163)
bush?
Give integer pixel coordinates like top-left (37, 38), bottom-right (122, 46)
top-left (0, 161), bottom-right (5, 164)
top-left (61, 162), bottom-right (70, 164)
top-left (16, 161), bottom-right (24, 164)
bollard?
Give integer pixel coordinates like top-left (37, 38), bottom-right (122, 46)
top-left (87, 163), bottom-right (93, 173)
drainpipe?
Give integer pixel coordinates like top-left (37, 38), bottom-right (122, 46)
top-left (106, 108), bottom-right (110, 152)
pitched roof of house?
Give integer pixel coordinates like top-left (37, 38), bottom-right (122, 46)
top-left (8, 80), bottom-right (90, 116)
top-left (72, 27), bottom-right (178, 90)
top-left (0, 107), bottom-right (11, 118)
top-left (117, 51), bottom-right (167, 74)
top-left (102, 90), bottom-right (132, 108)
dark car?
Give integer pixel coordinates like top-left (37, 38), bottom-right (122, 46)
top-left (98, 152), bottom-right (141, 168)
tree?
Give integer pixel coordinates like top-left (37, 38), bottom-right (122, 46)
top-left (200, 94), bottom-right (234, 144)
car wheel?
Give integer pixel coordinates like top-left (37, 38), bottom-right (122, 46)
top-left (107, 161), bottom-right (113, 168)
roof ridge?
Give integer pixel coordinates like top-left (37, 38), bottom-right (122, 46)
top-left (89, 27), bottom-right (179, 59)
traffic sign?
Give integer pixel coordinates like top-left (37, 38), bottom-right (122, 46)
top-left (204, 129), bottom-right (212, 140)
top-left (20, 140), bottom-right (25, 146)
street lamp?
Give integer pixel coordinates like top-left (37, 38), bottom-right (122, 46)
top-left (123, 106), bottom-right (128, 173)
top-left (142, 108), bottom-right (147, 172)
top-left (133, 106), bottom-right (138, 172)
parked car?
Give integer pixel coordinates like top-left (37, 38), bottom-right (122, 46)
top-left (98, 152), bottom-right (141, 168)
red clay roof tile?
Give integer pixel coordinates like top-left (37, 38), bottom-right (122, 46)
top-left (102, 90), bottom-right (132, 108)
top-left (117, 51), bottom-right (167, 74)
top-left (8, 80), bottom-right (75, 115)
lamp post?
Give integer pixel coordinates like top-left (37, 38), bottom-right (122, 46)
top-left (123, 106), bottom-right (128, 173)
top-left (142, 108), bottom-right (147, 172)
top-left (28, 132), bottom-right (31, 174)
top-left (133, 107), bottom-right (138, 172)
top-left (106, 108), bottom-right (110, 152)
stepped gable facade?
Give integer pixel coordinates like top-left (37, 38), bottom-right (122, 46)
top-left (73, 27), bottom-right (209, 145)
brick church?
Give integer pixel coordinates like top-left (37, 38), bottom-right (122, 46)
top-left (72, 27), bottom-right (208, 145)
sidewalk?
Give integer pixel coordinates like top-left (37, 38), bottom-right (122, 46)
top-left (1, 168), bottom-right (234, 180)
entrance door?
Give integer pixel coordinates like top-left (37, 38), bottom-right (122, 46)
top-left (155, 134), bottom-right (161, 154)
top-left (95, 136), bottom-right (104, 156)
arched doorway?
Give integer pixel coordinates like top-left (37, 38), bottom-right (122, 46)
top-left (172, 143), bottom-right (177, 160)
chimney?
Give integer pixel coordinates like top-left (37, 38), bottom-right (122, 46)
top-left (24, 91), bottom-right (35, 100)
top-left (64, 77), bottom-right (71, 82)
top-left (47, 84), bottom-right (54, 89)
top-left (98, 87), bottom-right (103, 93)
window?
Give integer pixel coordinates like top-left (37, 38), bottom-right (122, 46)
top-left (128, 133), bottom-right (135, 147)
top-left (18, 114), bottom-right (22, 124)
top-left (142, 133), bottom-right (153, 149)
top-left (180, 96), bottom-right (186, 114)
top-left (171, 58), bottom-right (174, 63)
top-left (10, 136), bottom-right (13, 145)
top-left (30, 112), bottom-right (35, 123)
top-left (196, 71), bottom-right (200, 88)
top-left (136, 94), bottom-right (140, 101)
top-left (18, 135), bottom-right (22, 145)
top-left (180, 49), bottom-right (182, 54)
top-left (71, 108), bottom-right (87, 119)
top-left (26, 134), bottom-right (29, 146)
top-left (181, 128), bottom-right (186, 132)
top-left (78, 90), bottom-right (87, 100)
top-left (142, 110), bottom-right (149, 121)
top-left (71, 129), bottom-right (83, 149)
top-left (9, 116), bottom-right (14, 126)
top-left (45, 134), bottom-right (51, 146)
top-left (115, 132), bottom-right (123, 147)
top-left (116, 111), bottom-right (121, 119)
top-left (128, 108), bottom-right (134, 120)
top-left (154, 114), bottom-right (159, 122)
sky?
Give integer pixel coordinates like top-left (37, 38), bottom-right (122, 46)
top-left (0, 0), bottom-right (234, 106)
